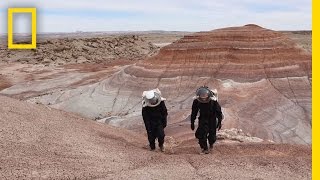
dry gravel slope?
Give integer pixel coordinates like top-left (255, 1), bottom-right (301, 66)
top-left (0, 95), bottom-right (311, 179)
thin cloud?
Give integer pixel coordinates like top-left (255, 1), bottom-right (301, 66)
top-left (0, 0), bottom-right (311, 33)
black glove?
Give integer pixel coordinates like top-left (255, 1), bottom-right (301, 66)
top-left (163, 122), bottom-right (167, 128)
top-left (217, 120), bottom-right (222, 131)
top-left (191, 123), bottom-right (195, 131)
top-left (162, 117), bottom-right (167, 128)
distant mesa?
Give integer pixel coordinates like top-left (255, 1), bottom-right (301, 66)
top-left (125, 24), bottom-right (311, 82)
top-left (244, 24), bottom-right (263, 28)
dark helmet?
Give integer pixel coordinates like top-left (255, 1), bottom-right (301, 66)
top-left (196, 86), bottom-right (212, 103)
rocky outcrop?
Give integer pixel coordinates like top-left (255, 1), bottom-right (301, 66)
top-left (0, 35), bottom-right (159, 65)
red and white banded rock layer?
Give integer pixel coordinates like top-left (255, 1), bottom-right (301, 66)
top-left (107, 24), bottom-right (311, 144)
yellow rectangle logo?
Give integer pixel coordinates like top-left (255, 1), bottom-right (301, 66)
top-left (8, 8), bottom-right (37, 49)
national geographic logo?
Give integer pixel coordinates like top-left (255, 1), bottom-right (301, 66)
top-left (7, 8), bottom-right (37, 49)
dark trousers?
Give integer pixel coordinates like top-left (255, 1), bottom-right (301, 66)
top-left (195, 123), bottom-right (217, 150)
top-left (147, 126), bottom-right (165, 149)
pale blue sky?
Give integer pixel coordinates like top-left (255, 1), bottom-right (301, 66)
top-left (0, 0), bottom-right (312, 33)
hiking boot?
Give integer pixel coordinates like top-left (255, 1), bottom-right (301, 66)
top-left (203, 149), bottom-right (209, 154)
top-left (159, 146), bottom-right (165, 152)
top-left (150, 145), bottom-right (156, 151)
top-left (200, 149), bottom-right (209, 155)
top-left (209, 144), bottom-right (213, 149)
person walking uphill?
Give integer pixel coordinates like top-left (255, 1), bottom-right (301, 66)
top-left (191, 86), bottom-right (223, 154)
top-left (142, 88), bottom-right (168, 152)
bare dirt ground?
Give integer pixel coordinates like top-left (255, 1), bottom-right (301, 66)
top-left (0, 95), bottom-right (311, 179)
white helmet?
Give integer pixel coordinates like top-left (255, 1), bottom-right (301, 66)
top-left (145, 90), bottom-right (155, 100)
top-left (142, 89), bottom-right (165, 107)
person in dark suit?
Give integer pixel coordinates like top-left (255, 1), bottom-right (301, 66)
top-left (191, 86), bottom-right (223, 154)
top-left (142, 89), bottom-right (168, 152)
